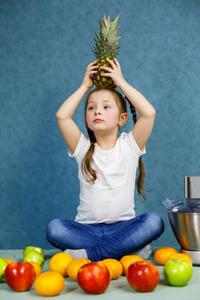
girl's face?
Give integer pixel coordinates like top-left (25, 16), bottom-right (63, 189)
top-left (85, 90), bottom-right (127, 135)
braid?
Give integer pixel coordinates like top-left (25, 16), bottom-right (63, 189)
top-left (81, 125), bottom-right (97, 183)
top-left (126, 97), bottom-right (147, 201)
top-left (128, 101), bottom-right (137, 125)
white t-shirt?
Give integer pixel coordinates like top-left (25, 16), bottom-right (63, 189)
top-left (69, 131), bottom-right (146, 224)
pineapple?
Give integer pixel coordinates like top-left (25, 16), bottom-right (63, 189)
top-left (92, 14), bottom-right (121, 89)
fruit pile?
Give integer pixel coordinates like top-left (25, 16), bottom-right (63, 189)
top-left (154, 247), bottom-right (193, 287)
top-left (0, 246), bottom-right (44, 293)
top-left (0, 246), bottom-right (193, 296)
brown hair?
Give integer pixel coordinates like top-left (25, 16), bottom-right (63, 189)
top-left (81, 88), bottom-right (147, 201)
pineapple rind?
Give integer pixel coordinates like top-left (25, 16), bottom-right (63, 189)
top-left (92, 14), bottom-right (120, 89)
top-left (93, 57), bottom-right (116, 89)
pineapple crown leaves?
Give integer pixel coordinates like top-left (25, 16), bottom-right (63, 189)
top-left (93, 14), bottom-right (121, 59)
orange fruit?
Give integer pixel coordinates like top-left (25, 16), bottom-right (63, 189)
top-left (154, 247), bottom-right (178, 265)
top-left (102, 259), bottom-right (123, 280)
top-left (4, 258), bottom-right (13, 264)
top-left (167, 253), bottom-right (193, 265)
top-left (66, 258), bottom-right (91, 281)
top-left (49, 252), bottom-right (73, 277)
top-left (29, 261), bottom-right (42, 277)
top-left (34, 271), bottom-right (65, 297)
top-left (120, 255), bottom-right (144, 275)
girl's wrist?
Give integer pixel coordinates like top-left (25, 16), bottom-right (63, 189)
top-left (117, 78), bottom-right (129, 92)
top-left (79, 83), bottom-right (90, 94)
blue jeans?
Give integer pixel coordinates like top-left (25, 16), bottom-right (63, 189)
top-left (46, 212), bottom-right (164, 261)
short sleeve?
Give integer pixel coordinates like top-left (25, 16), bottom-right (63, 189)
top-left (68, 133), bottom-right (90, 162)
top-left (124, 131), bottom-right (146, 157)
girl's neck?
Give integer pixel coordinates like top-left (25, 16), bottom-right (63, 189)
top-left (95, 133), bottom-right (118, 150)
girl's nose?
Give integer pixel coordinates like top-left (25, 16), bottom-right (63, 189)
top-left (95, 109), bottom-right (101, 115)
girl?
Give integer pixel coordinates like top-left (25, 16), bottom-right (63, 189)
top-left (46, 58), bottom-right (164, 261)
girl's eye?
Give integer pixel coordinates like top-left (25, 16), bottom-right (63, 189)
top-left (104, 106), bottom-right (110, 109)
top-left (88, 106), bottom-right (94, 110)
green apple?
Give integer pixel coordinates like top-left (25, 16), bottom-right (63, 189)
top-left (23, 246), bottom-right (44, 258)
top-left (23, 250), bottom-right (44, 269)
top-left (163, 259), bottom-right (193, 287)
top-left (0, 258), bottom-right (9, 283)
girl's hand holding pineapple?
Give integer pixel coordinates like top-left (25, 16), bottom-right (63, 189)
top-left (100, 57), bottom-right (126, 89)
top-left (82, 57), bottom-right (126, 92)
top-left (81, 61), bottom-right (99, 91)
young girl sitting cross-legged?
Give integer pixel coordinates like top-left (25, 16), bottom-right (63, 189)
top-left (46, 58), bottom-right (164, 261)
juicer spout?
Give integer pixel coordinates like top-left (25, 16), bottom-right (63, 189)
top-left (161, 199), bottom-right (184, 211)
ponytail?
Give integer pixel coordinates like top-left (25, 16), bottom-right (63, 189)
top-left (81, 125), bottom-right (97, 183)
top-left (126, 97), bottom-right (148, 201)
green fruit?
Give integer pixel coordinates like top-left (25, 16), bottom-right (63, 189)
top-left (23, 250), bottom-right (44, 269)
top-left (0, 258), bottom-right (9, 283)
top-left (23, 246), bottom-right (44, 258)
top-left (163, 259), bottom-right (193, 287)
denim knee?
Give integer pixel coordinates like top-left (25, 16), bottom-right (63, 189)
top-left (46, 218), bottom-right (61, 242)
top-left (145, 212), bottom-right (165, 237)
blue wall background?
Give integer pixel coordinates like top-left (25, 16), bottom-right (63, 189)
top-left (1, 0), bottom-right (200, 250)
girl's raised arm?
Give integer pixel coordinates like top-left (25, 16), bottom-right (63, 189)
top-left (100, 58), bottom-right (156, 150)
top-left (56, 61), bottom-right (98, 153)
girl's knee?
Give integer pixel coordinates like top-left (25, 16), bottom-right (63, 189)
top-left (46, 219), bottom-right (58, 240)
top-left (46, 218), bottom-right (65, 241)
top-left (46, 218), bottom-right (75, 241)
top-left (143, 212), bottom-right (164, 236)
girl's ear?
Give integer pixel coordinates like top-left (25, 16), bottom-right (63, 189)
top-left (119, 113), bottom-right (128, 127)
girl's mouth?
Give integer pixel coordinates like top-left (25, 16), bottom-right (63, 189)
top-left (94, 119), bottom-right (104, 123)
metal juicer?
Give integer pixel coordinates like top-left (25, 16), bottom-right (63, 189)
top-left (162, 176), bottom-right (200, 265)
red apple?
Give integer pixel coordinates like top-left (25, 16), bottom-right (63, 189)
top-left (4, 262), bottom-right (36, 292)
top-left (126, 261), bottom-right (159, 292)
top-left (78, 261), bottom-right (110, 294)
